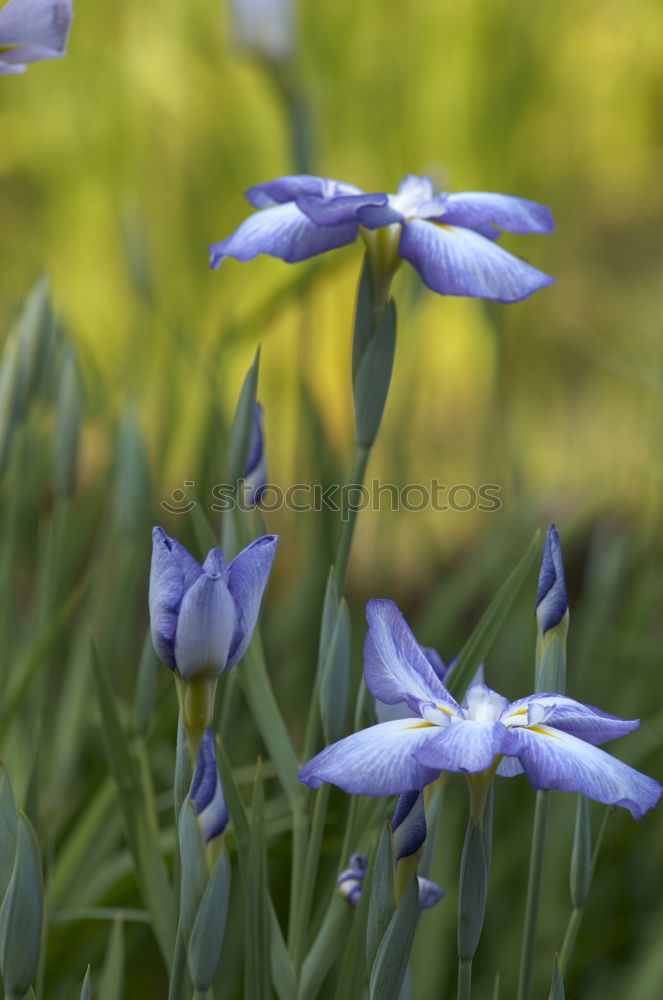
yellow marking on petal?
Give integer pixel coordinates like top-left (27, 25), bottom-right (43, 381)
top-left (435, 704), bottom-right (453, 716)
top-left (525, 725), bottom-right (562, 739)
top-left (405, 721), bottom-right (435, 729)
top-left (510, 708), bottom-right (528, 717)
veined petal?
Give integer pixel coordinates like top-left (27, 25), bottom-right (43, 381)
top-left (245, 175), bottom-right (362, 209)
top-left (441, 192), bottom-right (554, 234)
top-left (226, 534), bottom-right (278, 667)
top-left (505, 694), bottom-right (639, 745)
top-left (414, 720), bottom-right (517, 774)
top-left (298, 719), bottom-right (442, 796)
top-left (496, 756), bottom-right (525, 777)
top-left (0, 0), bottom-right (72, 59)
top-left (399, 219), bottom-right (554, 303)
top-left (510, 726), bottom-right (662, 818)
top-left (174, 572), bottom-right (237, 679)
top-left (297, 192), bottom-right (388, 227)
top-left (149, 527), bottom-right (203, 668)
top-left (364, 599), bottom-right (459, 712)
top-left (208, 202), bottom-right (358, 267)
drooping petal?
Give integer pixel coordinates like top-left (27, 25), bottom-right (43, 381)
top-left (208, 202), bottom-right (358, 268)
top-left (356, 203), bottom-right (404, 228)
top-left (174, 572), bottom-right (237, 679)
top-left (504, 694), bottom-right (639, 746)
top-left (391, 791), bottom-right (426, 861)
top-left (190, 730), bottom-right (229, 842)
top-left (510, 725), bottom-right (662, 818)
top-left (226, 534), bottom-right (278, 666)
top-left (364, 599), bottom-right (459, 712)
top-left (413, 720), bottom-right (517, 774)
top-left (399, 219), bottom-right (554, 303)
top-left (440, 192), bottom-right (554, 234)
top-left (535, 524), bottom-right (568, 634)
top-left (296, 192), bottom-right (389, 227)
top-left (298, 719), bottom-right (443, 796)
top-left (0, 0), bottom-right (72, 65)
top-left (149, 526), bottom-right (202, 668)
top-left (245, 175), bottom-right (361, 209)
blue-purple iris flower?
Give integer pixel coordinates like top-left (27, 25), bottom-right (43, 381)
top-left (149, 526), bottom-right (277, 680)
top-left (189, 729), bottom-right (229, 842)
top-left (299, 599), bottom-right (662, 819)
top-left (243, 402), bottom-right (266, 506)
top-left (209, 173), bottom-right (554, 303)
top-left (536, 523), bottom-right (568, 635)
top-left (0, 0), bottom-right (72, 75)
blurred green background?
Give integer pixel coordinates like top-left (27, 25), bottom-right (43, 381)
top-left (0, 0), bottom-right (662, 997)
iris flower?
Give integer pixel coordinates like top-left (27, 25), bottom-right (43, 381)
top-left (189, 729), bottom-right (229, 842)
top-left (299, 599), bottom-right (661, 819)
top-left (149, 527), bottom-right (277, 680)
top-left (376, 644), bottom-right (483, 724)
top-left (0, 0), bottom-right (72, 75)
top-left (209, 173), bottom-right (554, 303)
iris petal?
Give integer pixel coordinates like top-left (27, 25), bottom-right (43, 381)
top-left (296, 192), bottom-right (388, 227)
top-left (440, 192), bottom-right (554, 234)
top-left (298, 719), bottom-right (442, 796)
top-left (414, 720), bottom-right (516, 774)
top-left (510, 725), bottom-right (662, 818)
top-left (174, 572), bottom-right (237, 679)
top-left (226, 534), bottom-right (278, 667)
top-left (505, 694), bottom-right (639, 746)
top-left (0, 0), bottom-right (72, 67)
top-left (208, 202), bottom-right (358, 267)
top-left (245, 175), bottom-right (361, 208)
top-left (399, 219), bottom-right (554, 303)
top-left (149, 526), bottom-right (202, 668)
top-left (364, 599), bottom-right (459, 711)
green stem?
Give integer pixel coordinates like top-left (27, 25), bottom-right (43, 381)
top-left (167, 926), bottom-right (188, 1000)
top-left (557, 805), bottom-right (612, 977)
top-left (517, 790), bottom-right (550, 1000)
top-left (458, 958), bottom-right (472, 1000)
top-left (192, 992), bottom-right (208, 1000)
top-left (332, 443), bottom-right (370, 592)
top-left (290, 785), bottom-right (331, 976)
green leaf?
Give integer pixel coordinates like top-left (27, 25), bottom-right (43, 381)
top-left (0, 764), bottom-right (18, 903)
top-left (225, 347), bottom-right (260, 485)
top-left (319, 597), bottom-right (350, 745)
top-left (366, 823), bottom-right (395, 971)
top-left (91, 643), bottom-right (176, 967)
top-left (133, 628), bottom-right (158, 738)
top-left (177, 802), bottom-right (208, 947)
top-left (457, 819), bottom-right (488, 962)
top-left (188, 849), bottom-right (231, 992)
top-left (244, 763), bottom-right (271, 1000)
top-left (53, 345), bottom-right (82, 500)
top-left (238, 637), bottom-right (301, 807)
top-left (0, 813), bottom-right (43, 996)
top-left (99, 918), bottom-right (124, 1000)
top-left (215, 741), bottom-right (293, 1000)
top-left (352, 294), bottom-right (397, 449)
top-left (570, 796), bottom-right (591, 908)
top-left (536, 635), bottom-right (566, 695)
top-left (369, 876), bottom-right (419, 1000)
top-left (80, 965), bottom-right (92, 1000)
top-left (549, 955), bottom-right (565, 1000)
top-left (446, 530), bottom-right (541, 700)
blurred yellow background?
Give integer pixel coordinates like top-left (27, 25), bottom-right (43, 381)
top-left (1, 0), bottom-right (662, 588)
